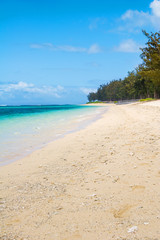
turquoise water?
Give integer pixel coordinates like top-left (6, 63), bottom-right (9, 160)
top-left (0, 105), bottom-right (107, 166)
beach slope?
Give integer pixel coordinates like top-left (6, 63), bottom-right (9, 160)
top-left (0, 101), bottom-right (160, 240)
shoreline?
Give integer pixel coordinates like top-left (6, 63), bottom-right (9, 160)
top-left (0, 105), bottom-right (108, 167)
top-left (1, 101), bottom-right (160, 239)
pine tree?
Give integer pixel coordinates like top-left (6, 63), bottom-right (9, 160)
top-left (139, 30), bottom-right (160, 98)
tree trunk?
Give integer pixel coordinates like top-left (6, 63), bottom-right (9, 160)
top-left (154, 89), bottom-right (159, 99)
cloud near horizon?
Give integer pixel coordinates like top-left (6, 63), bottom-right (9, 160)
top-left (0, 82), bottom-right (95, 104)
top-left (30, 43), bottom-right (101, 54)
top-left (0, 81), bottom-right (65, 98)
top-left (80, 87), bottom-right (97, 95)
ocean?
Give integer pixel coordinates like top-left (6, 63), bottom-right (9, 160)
top-left (0, 105), bottom-right (107, 166)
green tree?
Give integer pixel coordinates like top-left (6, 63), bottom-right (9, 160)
top-left (87, 92), bottom-right (97, 102)
top-left (139, 30), bottom-right (160, 98)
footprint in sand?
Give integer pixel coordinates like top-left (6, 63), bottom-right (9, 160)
top-left (112, 204), bottom-right (133, 218)
top-left (63, 231), bottom-right (81, 240)
top-left (131, 185), bottom-right (145, 191)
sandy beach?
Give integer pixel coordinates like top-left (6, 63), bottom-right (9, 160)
top-left (0, 101), bottom-right (160, 240)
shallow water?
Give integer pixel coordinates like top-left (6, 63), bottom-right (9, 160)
top-left (0, 105), bottom-right (107, 166)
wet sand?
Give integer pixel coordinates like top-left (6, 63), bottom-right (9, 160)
top-left (0, 101), bottom-right (160, 240)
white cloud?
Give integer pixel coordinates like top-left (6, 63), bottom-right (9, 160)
top-left (121, 10), bottom-right (150, 26)
top-left (119, 0), bottom-right (160, 32)
top-left (0, 81), bottom-right (34, 92)
top-left (120, 10), bottom-right (151, 32)
top-left (114, 39), bottom-right (141, 53)
top-left (80, 87), bottom-right (97, 95)
top-left (121, 10), bottom-right (133, 20)
top-left (150, 0), bottom-right (160, 17)
top-left (56, 85), bottom-right (64, 91)
top-left (30, 43), bottom-right (101, 54)
top-left (0, 81), bottom-right (65, 98)
top-left (88, 44), bottom-right (101, 54)
top-left (42, 43), bottom-right (54, 48)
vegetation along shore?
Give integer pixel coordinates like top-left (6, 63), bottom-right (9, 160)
top-left (88, 31), bottom-right (160, 102)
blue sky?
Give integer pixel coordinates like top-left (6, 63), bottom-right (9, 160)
top-left (1, 0), bottom-right (160, 105)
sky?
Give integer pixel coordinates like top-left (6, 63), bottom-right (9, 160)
top-left (1, 0), bottom-right (160, 105)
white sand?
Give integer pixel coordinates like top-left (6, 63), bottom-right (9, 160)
top-left (142, 99), bottom-right (160, 107)
top-left (0, 102), bottom-right (160, 240)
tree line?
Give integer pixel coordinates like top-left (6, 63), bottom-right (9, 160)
top-left (88, 30), bottom-right (160, 102)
